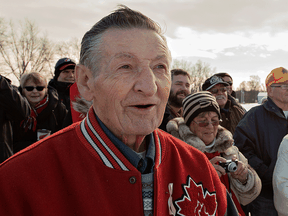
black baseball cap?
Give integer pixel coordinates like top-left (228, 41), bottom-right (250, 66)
top-left (202, 75), bottom-right (229, 91)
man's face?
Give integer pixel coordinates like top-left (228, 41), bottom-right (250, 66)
top-left (87, 28), bottom-right (171, 141)
top-left (222, 76), bottom-right (233, 95)
top-left (57, 68), bottom-right (75, 83)
top-left (268, 83), bottom-right (288, 108)
top-left (169, 75), bottom-right (191, 108)
top-left (209, 84), bottom-right (228, 108)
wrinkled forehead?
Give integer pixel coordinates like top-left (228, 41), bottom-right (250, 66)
top-left (101, 28), bottom-right (171, 59)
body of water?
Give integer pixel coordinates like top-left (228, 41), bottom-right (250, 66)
top-left (241, 103), bottom-right (260, 111)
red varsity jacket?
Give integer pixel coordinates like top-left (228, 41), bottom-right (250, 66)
top-left (0, 108), bottom-right (227, 215)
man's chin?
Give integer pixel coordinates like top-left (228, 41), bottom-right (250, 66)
top-left (128, 121), bottom-right (158, 135)
top-left (169, 100), bottom-right (182, 108)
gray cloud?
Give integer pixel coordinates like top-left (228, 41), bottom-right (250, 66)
top-left (2, 0), bottom-right (288, 39)
top-left (1, 0), bottom-right (288, 88)
top-left (177, 45), bottom-right (288, 87)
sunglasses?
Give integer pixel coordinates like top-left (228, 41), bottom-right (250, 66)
top-left (226, 81), bottom-right (233, 86)
top-left (209, 87), bottom-right (227, 94)
top-left (271, 84), bottom-right (288, 90)
top-left (24, 86), bottom-right (45, 92)
top-left (193, 119), bottom-right (222, 127)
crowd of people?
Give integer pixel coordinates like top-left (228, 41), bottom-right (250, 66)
top-left (0, 4), bottom-right (287, 216)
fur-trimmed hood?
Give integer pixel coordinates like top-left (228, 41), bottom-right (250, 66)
top-left (166, 117), bottom-right (233, 153)
top-left (167, 117), bottom-right (262, 207)
top-left (72, 95), bottom-right (92, 117)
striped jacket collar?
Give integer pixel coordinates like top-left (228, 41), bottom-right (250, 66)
top-left (77, 107), bottom-right (163, 171)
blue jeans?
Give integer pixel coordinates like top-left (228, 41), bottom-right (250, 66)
top-left (250, 195), bottom-right (278, 216)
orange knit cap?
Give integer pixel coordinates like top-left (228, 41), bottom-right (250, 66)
top-left (266, 67), bottom-right (288, 87)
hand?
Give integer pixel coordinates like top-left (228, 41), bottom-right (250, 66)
top-left (210, 156), bottom-right (227, 178)
top-left (230, 160), bottom-right (248, 183)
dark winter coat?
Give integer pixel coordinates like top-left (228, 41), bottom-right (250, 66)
top-left (48, 79), bottom-right (72, 126)
top-left (0, 75), bottom-right (30, 163)
top-left (221, 95), bottom-right (246, 134)
top-left (159, 104), bottom-right (182, 132)
top-left (13, 86), bottom-right (67, 153)
top-left (234, 97), bottom-right (288, 200)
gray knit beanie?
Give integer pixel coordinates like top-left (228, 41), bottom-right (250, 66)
top-left (183, 91), bottom-right (221, 127)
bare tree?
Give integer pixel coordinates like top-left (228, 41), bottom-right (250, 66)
top-left (0, 18), bottom-right (54, 81)
top-left (237, 81), bottom-right (248, 91)
top-left (247, 75), bottom-right (262, 91)
top-left (51, 37), bottom-right (80, 76)
top-left (54, 37), bottom-right (80, 61)
top-left (172, 59), bottom-right (194, 72)
top-left (172, 59), bottom-right (215, 93)
top-left (0, 18), bottom-right (7, 73)
top-left (191, 60), bottom-right (215, 93)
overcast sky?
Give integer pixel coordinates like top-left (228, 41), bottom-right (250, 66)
top-left (1, 0), bottom-right (288, 89)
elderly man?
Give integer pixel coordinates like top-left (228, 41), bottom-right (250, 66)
top-left (159, 68), bottom-right (191, 131)
top-left (0, 6), bottom-right (228, 215)
top-left (202, 75), bottom-right (245, 134)
top-left (214, 72), bottom-right (236, 97)
top-left (234, 67), bottom-right (288, 216)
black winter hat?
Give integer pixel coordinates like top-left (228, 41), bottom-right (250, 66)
top-left (54, 58), bottom-right (76, 80)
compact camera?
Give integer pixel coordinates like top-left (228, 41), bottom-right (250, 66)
top-left (219, 160), bottom-right (238, 173)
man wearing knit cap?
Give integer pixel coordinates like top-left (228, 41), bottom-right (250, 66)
top-left (48, 58), bottom-right (76, 125)
top-left (202, 75), bottom-right (245, 134)
top-left (234, 67), bottom-right (288, 216)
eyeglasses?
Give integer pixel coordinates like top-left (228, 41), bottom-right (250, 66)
top-left (271, 85), bottom-right (288, 90)
top-left (226, 81), bottom-right (233, 86)
top-left (193, 119), bottom-right (222, 127)
top-left (209, 87), bottom-right (227, 94)
top-left (24, 86), bottom-right (45, 91)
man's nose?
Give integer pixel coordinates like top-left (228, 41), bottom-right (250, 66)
top-left (217, 90), bottom-right (224, 95)
top-left (181, 85), bottom-right (190, 94)
top-left (134, 67), bottom-right (157, 96)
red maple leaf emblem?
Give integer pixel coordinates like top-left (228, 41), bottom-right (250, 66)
top-left (175, 176), bottom-right (217, 216)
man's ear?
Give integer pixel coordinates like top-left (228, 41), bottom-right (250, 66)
top-left (75, 64), bottom-right (94, 101)
top-left (267, 86), bottom-right (272, 96)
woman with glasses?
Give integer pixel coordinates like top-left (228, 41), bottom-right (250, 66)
top-left (167, 91), bottom-right (261, 216)
top-left (13, 72), bottom-right (67, 153)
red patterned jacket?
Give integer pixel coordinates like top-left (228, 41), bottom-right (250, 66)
top-left (0, 108), bottom-right (227, 216)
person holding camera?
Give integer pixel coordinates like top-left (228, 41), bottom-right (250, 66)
top-left (167, 91), bottom-right (261, 216)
